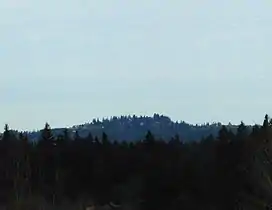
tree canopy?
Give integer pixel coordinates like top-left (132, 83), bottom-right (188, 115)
top-left (0, 115), bottom-right (271, 209)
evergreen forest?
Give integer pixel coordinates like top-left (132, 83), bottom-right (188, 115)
top-left (0, 115), bottom-right (272, 209)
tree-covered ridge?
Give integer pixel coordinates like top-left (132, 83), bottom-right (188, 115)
top-left (0, 115), bottom-right (271, 209)
top-left (18, 114), bottom-right (232, 142)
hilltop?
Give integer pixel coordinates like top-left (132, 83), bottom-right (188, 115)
top-left (19, 114), bottom-right (239, 142)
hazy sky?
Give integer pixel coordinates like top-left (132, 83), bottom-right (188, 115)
top-left (0, 0), bottom-right (272, 130)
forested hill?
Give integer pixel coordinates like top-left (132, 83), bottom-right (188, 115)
top-left (23, 114), bottom-right (239, 142)
top-left (0, 114), bottom-right (269, 209)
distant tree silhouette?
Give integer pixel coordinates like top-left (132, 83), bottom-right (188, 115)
top-left (0, 115), bottom-right (272, 209)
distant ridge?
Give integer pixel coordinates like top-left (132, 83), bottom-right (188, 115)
top-left (6, 114), bottom-right (242, 142)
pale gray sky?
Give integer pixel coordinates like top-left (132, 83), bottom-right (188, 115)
top-left (0, 0), bottom-right (272, 130)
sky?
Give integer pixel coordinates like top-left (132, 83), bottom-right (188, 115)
top-left (0, 0), bottom-right (272, 130)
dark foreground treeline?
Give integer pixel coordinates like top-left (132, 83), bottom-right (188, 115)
top-left (1, 115), bottom-right (272, 210)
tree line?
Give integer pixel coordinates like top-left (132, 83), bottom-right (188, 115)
top-left (0, 115), bottom-right (272, 209)
top-left (24, 114), bottom-right (223, 143)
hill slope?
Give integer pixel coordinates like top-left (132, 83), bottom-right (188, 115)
top-left (22, 114), bottom-right (237, 142)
